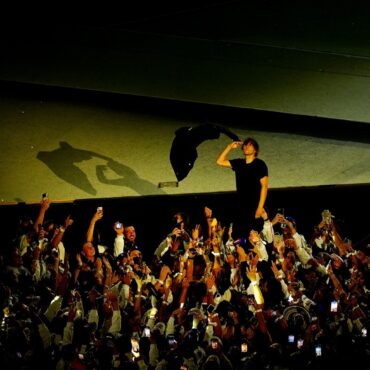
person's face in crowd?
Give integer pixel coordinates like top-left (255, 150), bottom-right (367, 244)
top-left (82, 242), bottom-right (95, 260)
top-left (125, 226), bottom-right (136, 243)
top-left (242, 142), bottom-right (257, 157)
top-left (174, 213), bottom-right (183, 225)
top-left (284, 251), bottom-right (295, 269)
top-left (332, 256), bottom-right (343, 270)
top-left (304, 270), bottom-right (318, 285)
top-left (129, 250), bottom-right (142, 267)
top-left (281, 225), bottom-right (292, 238)
top-left (116, 255), bottom-right (128, 269)
top-left (273, 234), bottom-right (285, 255)
top-left (102, 299), bottom-right (113, 318)
top-left (211, 339), bottom-right (220, 351)
top-left (248, 230), bottom-right (260, 244)
top-left (245, 325), bottom-right (255, 341)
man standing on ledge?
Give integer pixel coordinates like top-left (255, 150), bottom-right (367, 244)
top-left (216, 138), bottom-right (268, 237)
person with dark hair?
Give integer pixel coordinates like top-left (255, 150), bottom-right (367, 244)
top-left (216, 138), bottom-right (268, 237)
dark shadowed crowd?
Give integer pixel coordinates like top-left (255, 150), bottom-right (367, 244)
top-left (1, 196), bottom-right (369, 370)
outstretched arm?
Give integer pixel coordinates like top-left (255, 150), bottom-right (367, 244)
top-left (33, 197), bottom-right (50, 232)
top-left (86, 208), bottom-right (103, 243)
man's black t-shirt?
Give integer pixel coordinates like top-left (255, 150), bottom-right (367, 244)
top-left (230, 158), bottom-right (268, 208)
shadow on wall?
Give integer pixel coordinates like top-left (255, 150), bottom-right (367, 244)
top-left (37, 141), bottom-right (165, 196)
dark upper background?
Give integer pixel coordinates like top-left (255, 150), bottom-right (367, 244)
top-left (0, 0), bottom-right (369, 251)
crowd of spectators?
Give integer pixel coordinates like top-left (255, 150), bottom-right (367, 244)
top-left (0, 195), bottom-right (369, 369)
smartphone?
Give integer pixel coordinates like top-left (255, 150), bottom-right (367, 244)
top-left (288, 335), bottom-right (295, 343)
top-left (144, 327), bottom-right (151, 337)
top-left (362, 328), bottom-right (367, 337)
top-left (330, 300), bottom-right (338, 313)
top-left (207, 304), bottom-right (215, 313)
top-left (297, 339), bottom-right (304, 349)
top-left (241, 342), bottom-right (248, 353)
top-left (78, 353), bottom-right (84, 360)
top-left (97, 206), bottom-right (103, 212)
top-left (116, 222), bottom-right (122, 229)
top-left (42, 192), bottom-right (48, 200)
top-left (277, 208), bottom-right (286, 228)
top-left (315, 344), bottom-right (322, 357)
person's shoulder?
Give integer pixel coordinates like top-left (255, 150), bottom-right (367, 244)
top-left (254, 158), bottom-right (268, 176)
top-left (255, 158), bottom-right (268, 168)
top-left (229, 157), bottom-right (243, 169)
top-left (230, 158), bottom-right (244, 165)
